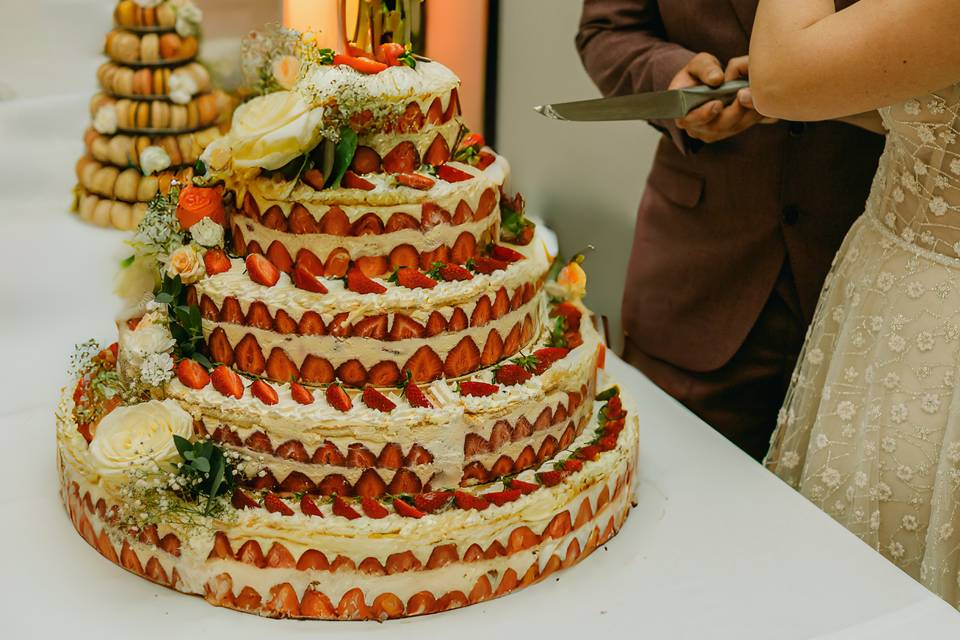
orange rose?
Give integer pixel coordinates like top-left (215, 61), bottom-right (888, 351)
top-left (175, 185), bottom-right (225, 229)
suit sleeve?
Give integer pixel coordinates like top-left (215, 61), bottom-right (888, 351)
top-left (575, 0), bottom-right (698, 153)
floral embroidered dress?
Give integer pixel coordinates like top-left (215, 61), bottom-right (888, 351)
top-left (766, 85), bottom-right (960, 607)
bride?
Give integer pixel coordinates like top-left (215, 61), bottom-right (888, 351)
top-left (751, 1), bottom-right (960, 606)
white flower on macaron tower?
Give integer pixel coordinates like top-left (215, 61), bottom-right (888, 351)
top-left (171, 0), bottom-right (203, 38)
top-left (87, 399), bottom-right (193, 487)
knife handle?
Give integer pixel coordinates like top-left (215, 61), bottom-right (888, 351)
top-left (682, 79), bottom-right (749, 113)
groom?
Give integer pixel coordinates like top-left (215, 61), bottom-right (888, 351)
top-left (576, 0), bottom-right (884, 460)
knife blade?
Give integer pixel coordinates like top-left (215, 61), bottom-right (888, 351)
top-left (534, 80), bottom-right (749, 122)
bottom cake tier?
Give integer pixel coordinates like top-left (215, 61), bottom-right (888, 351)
top-left (56, 372), bottom-right (638, 620)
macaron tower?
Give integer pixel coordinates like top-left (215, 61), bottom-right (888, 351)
top-left (73, 0), bottom-right (232, 230)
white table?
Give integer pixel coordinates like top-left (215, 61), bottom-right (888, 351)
top-left (2, 94), bottom-right (959, 640)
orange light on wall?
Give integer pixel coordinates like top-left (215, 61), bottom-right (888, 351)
top-left (425, 0), bottom-right (487, 132)
top-left (282, 0), bottom-right (347, 49)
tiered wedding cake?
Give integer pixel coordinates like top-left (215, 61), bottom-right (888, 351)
top-left (57, 27), bottom-right (638, 620)
top-left (73, 0), bottom-right (231, 230)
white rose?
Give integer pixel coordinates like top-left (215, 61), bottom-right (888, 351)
top-left (175, 3), bottom-right (203, 38)
top-left (88, 400), bottom-right (193, 484)
top-left (93, 105), bottom-right (118, 134)
top-left (230, 91), bottom-right (324, 170)
top-left (168, 71), bottom-right (198, 105)
top-left (140, 145), bottom-right (171, 176)
top-left (123, 316), bottom-right (176, 368)
top-left (190, 217), bottom-right (224, 247)
top-left (165, 244), bottom-right (205, 283)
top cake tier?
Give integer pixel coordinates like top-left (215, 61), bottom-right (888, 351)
top-left (202, 59), bottom-right (463, 179)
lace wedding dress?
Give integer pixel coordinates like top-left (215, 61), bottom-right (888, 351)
top-left (766, 85), bottom-right (960, 607)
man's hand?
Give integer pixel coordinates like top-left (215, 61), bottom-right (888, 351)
top-left (670, 54), bottom-right (773, 143)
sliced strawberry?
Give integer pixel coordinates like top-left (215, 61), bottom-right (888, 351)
top-left (361, 496), bottom-right (389, 519)
top-left (552, 301), bottom-right (583, 331)
top-left (606, 395), bottom-right (626, 419)
top-left (577, 445), bottom-right (600, 462)
top-left (292, 262), bottom-right (328, 293)
top-left (435, 262), bottom-right (473, 281)
top-left (459, 380), bottom-right (499, 397)
top-left (395, 172), bottom-right (436, 190)
top-left (210, 365), bottom-right (243, 399)
top-left (325, 383), bottom-right (352, 412)
top-left (351, 146), bottom-right (381, 174)
top-left (232, 489), bottom-right (258, 510)
top-left (436, 164), bottom-right (474, 183)
top-left (562, 459), bottom-right (584, 472)
top-left (454, 490), bottom-right (490, 511)
top-left (300, 494), bottom-right (324, 517)
top-left (342, 170), bottom-right (376, 191)
top-left (482, 488), bottom-right (522, 506)
top-left (390, 314), bottom-right (426, 341)
top-left (469, 256), bottom-right (508, 275)
top-left (508, 479), bottom-right (539, 495)
top-left (264, 492), bottom-right (294, 516)
top-left (175, 358), bottom-right (209, 389)
top-left (333, 496), bottom-right (361, 520)
top-left (346, 267), bottom-right (387, 294)
top-left (393, 498), bottom-right (426, 519)
top-left (289, 382), bottom-right (314, 405)
top-left (393, 267), bottom-right (437, 290)
top-left (245, 253), bottom-right (280, 287)
top-left (333, 53), bottom-right (387, 74)
top-left (459, 132), bottom-right (485, 150)
top-left (385, 212), bottom-right (420, 232)
top-left (251, 379), bottom-right (279, 405)
top-left (361, 386), bottom-right (396, 413)
top-left (598, 434), bottom-right (618, 452)
top-left (203, 248), bottom-right (231, 276)
top-left (533, 347), bottom-right (570, 373)
top-left (490, 245), bottom-right (525, 263)
top-left (413, 491), bottom-right (453, 513)
top-left (494, 364), bottom-right (531, 386)
top-left (403, 381), bottom-right (433, 408)
top-left (382, 141), bottom-right (418, 173)
top-left (475, 150), bottom-right (496, 170)
top-left (537, 470), bottom-right (566, 487)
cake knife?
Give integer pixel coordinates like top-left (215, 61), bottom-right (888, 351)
top-left (533, 80), bottom-right (749, 122)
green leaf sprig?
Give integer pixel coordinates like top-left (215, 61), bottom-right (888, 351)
top-left (173, 435), bottom-right (236, 515)
top-left (155, 275), bottom-right (212, 368)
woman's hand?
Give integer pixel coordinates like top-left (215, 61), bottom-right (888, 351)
top-left (671, 54), bottom-right (772, 143)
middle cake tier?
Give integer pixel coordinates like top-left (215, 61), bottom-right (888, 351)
top-left (189, 225), bottom-right (550, 388)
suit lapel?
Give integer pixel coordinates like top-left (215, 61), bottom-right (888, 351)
top-left (727, 0), bottom-right (757, 42)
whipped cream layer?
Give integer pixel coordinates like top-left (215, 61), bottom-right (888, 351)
top-left (195, 227), bottom-right (550, 322)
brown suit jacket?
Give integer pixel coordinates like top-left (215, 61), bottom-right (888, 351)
top-left (576, 0), bottom-right (885, 372)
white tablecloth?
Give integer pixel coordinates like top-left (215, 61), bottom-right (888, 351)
top-left (2, 94), bottom-right (959, 639)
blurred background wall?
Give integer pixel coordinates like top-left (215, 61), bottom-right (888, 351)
top-left (0, 0), bottom-right (660, 351)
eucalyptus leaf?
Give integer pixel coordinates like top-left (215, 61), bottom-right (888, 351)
top-left (173, 435), bottom-right (192, 458)
top-left (120, 254), bottom-right (135, 269)
top-left (192, 457), bottom-right (211, 474)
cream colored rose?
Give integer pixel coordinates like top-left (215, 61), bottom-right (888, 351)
top-left (190, 217), bottom-right (224, 247)
top-left (93, 105), bottom-right (118, 135)
top-left (165, 244), bottom-right (205, 283)
top-left (557, 262), bottom-right (587, 300)
top-left (140, 145), bottom-right (171, 176)
top-left (230, 91), bottom-right (324, 170)
top-left (272, 55), bottom-right (301, 90)
top-left (168, 71), bottom-right (197, 105)
top-left (88, 400), bottom-right (193, 483)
